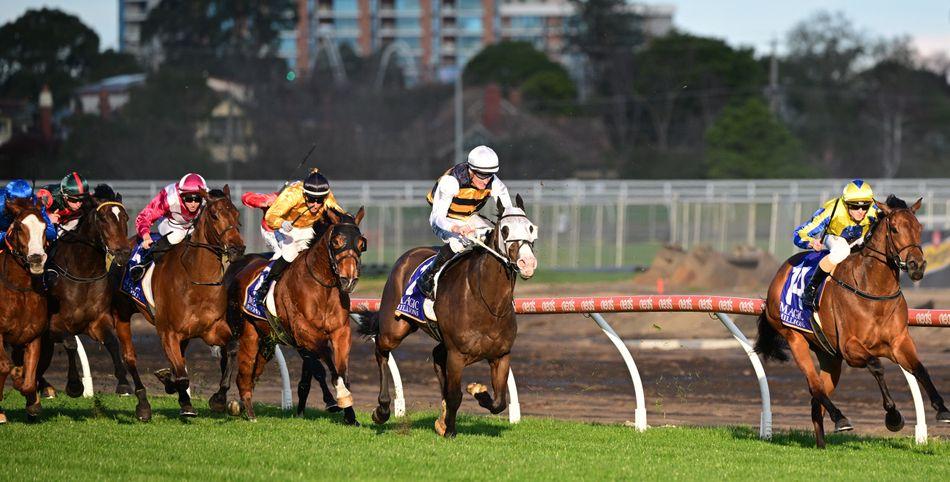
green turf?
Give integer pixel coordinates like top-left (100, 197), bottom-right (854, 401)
top-left (0, 393), bottom-right (947, 481)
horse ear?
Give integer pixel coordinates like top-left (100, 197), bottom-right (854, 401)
top-left (354, 206), bottom-right (365, 225)
top-left (910, 197), bottom-right (922, 213)
top-left (326, 209), bottom-right (340, 224)
top-left (496, 198), bottom-right (504, 215)
top-left (198, 188), bottom-right (210, 200)
top-left (516, 193), bottom-right (524, 210)
top-left (223, 184), bottom-right (231, 198)
top-left (874, 199), bottom-right (890, 215)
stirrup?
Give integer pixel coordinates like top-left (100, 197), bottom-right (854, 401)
top-left (130, 265), bottom-right (147, 282)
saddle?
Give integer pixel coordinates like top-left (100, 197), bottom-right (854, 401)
top-left (241, 261), bottom-right (296, 357)
top-left (778, 251), bottom-right (836, 355)
top-left (394, 250), bottom-right (468, 341)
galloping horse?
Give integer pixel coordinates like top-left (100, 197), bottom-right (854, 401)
top-left (36, 185), bottom-right (134, 402)
top-left (229, 208), bottom-right (366, 424)
top-left (114, 186), bottom-right (244, 418)
top-left (0, 198), bottom-right (51, 423)
top-left (358, 195), bottom-right (538, 437)
top-left (755, 195), bottom-right (949, 448)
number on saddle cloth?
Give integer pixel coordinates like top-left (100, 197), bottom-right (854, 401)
top-left (242, 260), bottom-right (278, 320)
top-left (778, 251), bottom-right (829, 333)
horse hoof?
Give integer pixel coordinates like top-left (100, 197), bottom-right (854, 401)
top-left (885, 410), bottom-right (905, 432)
top-left (372, 407), bottom-right (390, 425)
top-left (325, 404), bottom-right (341, 413)
top-left (466, 383), bottom-right (488, 396)
top-left (116, 383), bottom-right (134, 396)
top-left (154, 369), bottom-right (176, 394)
top-left (65, 380), bottom-right (84, 398)
top-left (208, 393), bottom-right (227, 413)
top-left (41, 386), bottom-right (57, 399)
top-left (834, 418), bottom-right (854, 432)
top-left (434, 418), bottom-right (447, 436)
top-left (0, 413), bottom-right (7, 424)
top-left (136, 404), bottom-right (153, 422)
top-left (227, 400), bottom-right (241, 417)
top-left (337, 395), bottom-right (354, 409)
top-left (937, 410), bottom-right (950, 423)
top-left (179, 406), bottom-right (197, 418)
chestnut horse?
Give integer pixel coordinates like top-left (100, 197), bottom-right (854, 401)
top-left (114, 186), bottom-right (245, 418)
top-left (357, 196), bottom-right (538, 437)
top-left (35, 186), bottom-right (134, 402)
top-left (755, 195), bottom-right (949, 448)
top-left (229, 208), bottom-right (366, 424)
top-left (0, 198), bottom-right (51, 423)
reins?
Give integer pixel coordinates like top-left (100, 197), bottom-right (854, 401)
top-left (46, 201), bottom-right (127, 283)
top-left (180, 197), bottom-right (241, 286)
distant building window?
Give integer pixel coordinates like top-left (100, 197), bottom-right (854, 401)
top-left (334, 0), bottom-right (359, 13)
top-left (395, 0), bottom-right (420, 10)
top-left (395, 17), bottom-right (420, 30)
top-left (509, 16), bottom-right (543, 29)
top-left (458, 16), bottom-right (482, 33)
top-left (458, 0), bottom-right (482, 11)
top-left (334, 18), bottom-right (360, 31)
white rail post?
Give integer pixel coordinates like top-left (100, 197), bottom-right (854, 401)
top-left (74, 335), bottom-right (94, 398)
top-left (900, 367), bottom-right (928, 444)
top-left (589, 313), bottom-right (647, 431)
top-left (714, 313), bottom-right (772, 440)
top-left (507, 369), bottom-right (521, 424)
top-left (387, 353), bottom-right (406, 417)
top-left (273, 346), bottom-right (293, 411)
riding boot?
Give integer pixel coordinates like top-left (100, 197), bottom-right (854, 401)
top-left (255, 258), bottom-right (289, 306)
top-left (801, 268), bottom-right (830, 311)
top-left (417, 244), bottom-right (455, 300)
top-left (150, 236), bottom-right (173, 263)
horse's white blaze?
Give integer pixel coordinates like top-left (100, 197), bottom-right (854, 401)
top-left (22, 214), bottom-right (46, 257)
top-left (111, 206), bottom-right (121, 222)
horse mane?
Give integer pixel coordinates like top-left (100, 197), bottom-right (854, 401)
top-left (92, 183), bottom-right (122, 202)
top-left (885, 194), bottom-right (907, 210)
top-left (308, 210), bottom-right (356, 248)
top-left (208, 188), bottom-right (226, 199)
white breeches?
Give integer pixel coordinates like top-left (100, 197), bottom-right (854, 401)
top-left (158, 218), bottom-right (193, 244)
top-left (274, 226), bottom-right (315, 262)
top-left (825, 235), bottom-right (852, 265)
top-left (261, 226), bottom-right (281, 260)
top-left (432, 214), bottom-right (494, 253)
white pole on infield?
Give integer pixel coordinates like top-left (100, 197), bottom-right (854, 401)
top-left (74, 335), bottom-right (94, 398)
top-left (507, 369), bottom-right (521, 424)
top-left (714, 313), bottom-right (772, 440)
top-left (274, 346), bottom-right (293, 411)
top-left (900, 367), bottom-right (928, 444)
top-left (589, 313), bottom-right (647, 431)
top-left (387, 353), bottom-right (406, 417)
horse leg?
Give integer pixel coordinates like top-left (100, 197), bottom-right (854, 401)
top-left (19, 337), bottom-right (42, 421)
top-left (236, 318), bottom-right (266, 421)
top-left (90, 317), bottom-right (133, 396)
top-left (314, 348), bottom-right (340, 413)
top-left (468, 354), bottom-right (510, 415)
top-left (115, 315), bottom-right (151, 422)
top-left (36, 332), bottom-right (56, 399)
top-left (57, 335), bottom-right (85, 398)
top-left (432, 344), bottom-right (449, 435)
top-left (296, 350), bottom-right (314, 417)
top-left (441, 349), bottom-right (465, 438)
top-left (159, 331), bottom-right (195, 417)
top-left (329, 326), bottom-right (358, 426)
top-left (891, 334), bottom-right (950, 423)
top-left (0, 336), bottom-right (10, 424)
top-left (787, 335), bottom-right (848, 448)
top-left (209, 338), bottom-right (238, 414)
top-left (372, 317), bottom-right (413, 425)
top-left (866, 357), bottom-right (905, 431)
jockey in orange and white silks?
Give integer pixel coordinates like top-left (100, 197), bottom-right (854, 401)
top-left (794, 179), bottom-right (879, 309)
top-left (416, 145), bottom-right (513, 299)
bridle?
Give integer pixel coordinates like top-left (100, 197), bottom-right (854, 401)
top-left (863, 211), bottom-right (923, 273)
top-left (47, 201), bottom-right (128, 283)
top-left (182, 196), bottom-right (243, 286)
top-left (1, 211), bottom-right (46, 292)
top-left (305, 221), bottom-right (364, 289)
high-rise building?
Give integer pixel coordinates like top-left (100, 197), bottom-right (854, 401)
top-left (118, 0), bottom-right (162, 58)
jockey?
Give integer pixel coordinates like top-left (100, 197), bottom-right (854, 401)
top-left (241, 190), bottom-right (280, 258)
top-left (255, 169), bottom-right (345, 305)
top-left (417, 145), bottom-right (513, 300)
top-left (46, 172), bottom-right (91, 233)
top-left (130, 173), bottom-right (208, 279)
top-left (0, 179), bottom-right (56, 245)
top-left (794, 179), bottom-right (879, 310)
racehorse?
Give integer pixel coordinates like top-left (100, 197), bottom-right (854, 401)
top-left (755, 195), bottom-right (950, 448)
top-left (0, 197), bottom-right (51, 423)
top-left (35, 185), bottom-right (134, 403)
top-left (114, 186), bottom-right (245, 418)
top-left (229, 208), bottom-right (366, 424)
top-left (357, 195), bottom-right (538, 437)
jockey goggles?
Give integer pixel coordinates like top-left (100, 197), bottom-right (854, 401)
top-left (472, 170), bottom-right (493, 180)
top-left (65, 194), bottom-right (86, 203)
top-left (181, 194), bottom-right (203, 203)
top-left (845, 201), bottom-right (871, 211)
top-left (304, 193), bottom-right (326, 204)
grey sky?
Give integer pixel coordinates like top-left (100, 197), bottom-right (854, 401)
top-left (1, 0), bottom-right (947, 56)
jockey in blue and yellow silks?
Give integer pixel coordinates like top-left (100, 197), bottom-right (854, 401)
top-left (0, 179), bottom-right (57, 245)
top-left (793, 179), bottom-right (878, 309)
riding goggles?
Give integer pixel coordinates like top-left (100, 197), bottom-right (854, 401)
top-left (845, 201), bottom-right (871, 211)
top-left (182, 194), bottom-right (203, 203)
top-left (304, 194), bottom-right (326, 204)
top-left (472, 170), bottom-right (493, 180)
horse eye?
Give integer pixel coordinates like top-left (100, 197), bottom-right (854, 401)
top-left (359, 237), bottom-right (367, 252)
top-left (501, 226), bottom-right (510, 239)
top-left (890, 227), bottom-right (898, 233)
top-left (529, 225), bottom-right (535, 233)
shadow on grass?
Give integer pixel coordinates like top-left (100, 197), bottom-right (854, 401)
top-left (727, 425), bottom-right (943, 453)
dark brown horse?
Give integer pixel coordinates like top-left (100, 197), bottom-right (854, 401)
top-left (114, 186), bottom-right (245, 418)
top-left (0, 197), bottom-right (51, 423)
top-left (35, 186), bottom-right (134, 403)
top-left (229, 208), bottom-right (366, 424)
top-left (357, 196), bottom-right (538, 437)
top-left (756, 195), bottom-right (949, 448)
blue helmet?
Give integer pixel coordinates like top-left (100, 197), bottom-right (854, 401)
top-left (4, 179), bottom-right (34, 200)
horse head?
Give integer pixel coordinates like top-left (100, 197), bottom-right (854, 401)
top-left (5, 197), bottom-right (49, 274)
top-left (321, 207), bottom-right (367, 293)
top-left (494, 194), bottom-right (538, 279)
top-left (873, 195), bottom-right (925, 281)
top-left (198, 185), bottom-right (246, 261)
top-left (89, 186), bottom-right (132, 267)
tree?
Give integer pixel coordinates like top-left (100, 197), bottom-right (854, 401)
top-left (0, 8), bottom-right (100, 106)
top-left (464, 41), bottom-right (576, 112)
top-left (521, 71), bottom-right (577, 114)
top-left (87, 49), bottom-right (142, 82)
top-left (705, 98), bottom-right (808, 178)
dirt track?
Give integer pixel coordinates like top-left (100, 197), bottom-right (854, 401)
top-left (34, 279), bottom-right (950, 440)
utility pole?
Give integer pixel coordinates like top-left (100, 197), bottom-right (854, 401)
top-left (454, 66), bottom-right (463, 164)
top-left (768, 37), bottom-right (779, 114)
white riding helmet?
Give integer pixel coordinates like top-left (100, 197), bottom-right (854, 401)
top-left (467, 145), bottom-right (499, 174)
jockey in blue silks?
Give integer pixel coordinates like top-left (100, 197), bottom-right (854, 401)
top-left (0, 179), bottom-right (56, 245)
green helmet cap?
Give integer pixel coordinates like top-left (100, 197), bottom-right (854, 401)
top-left (60, 171), bottom-right (89, 197)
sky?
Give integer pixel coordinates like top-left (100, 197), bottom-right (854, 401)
top-left (0, 0), bottom-right (947, 57)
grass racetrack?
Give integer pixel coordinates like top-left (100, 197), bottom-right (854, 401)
top-left (1, 393), bottom-right (948, 480)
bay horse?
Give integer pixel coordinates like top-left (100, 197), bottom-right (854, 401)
top-left (229, 208), bottom-right (366, 424)
top-left (35, 185), bottom-right (134, 404)
top-left (114, 186), bottom-right (245, 418)
top-left (755, 195), bottom-right (949, 448)
top-left (0, 197), bottom-right (51, 423)
top-left (357, 195), bottom-right (538, 437)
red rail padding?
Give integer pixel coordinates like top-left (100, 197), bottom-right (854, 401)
top-left (349, 295), bottom-right (950, 328)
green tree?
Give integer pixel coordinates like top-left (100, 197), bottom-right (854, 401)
top-left (464, 42), bottom-right (571, 89)
top-left (705, 98), bottom-right (807, 178)
top-left (87, 49), bottom-right (141, 82)
top-left (521, 70), bottom-right (577, 114)
top-left (0, 8), bottom-right (100, 106)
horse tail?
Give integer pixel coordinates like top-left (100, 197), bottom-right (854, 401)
top-left (352, 311), bottom-right (379, 339)
top-left (754, 312), bottom-right (789, 362)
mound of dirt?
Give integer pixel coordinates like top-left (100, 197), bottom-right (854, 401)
top-left (635, 244), bottom-right (779, 291)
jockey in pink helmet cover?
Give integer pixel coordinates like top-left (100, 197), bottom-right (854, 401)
top-left (130, 173), bottom-right (208, 279)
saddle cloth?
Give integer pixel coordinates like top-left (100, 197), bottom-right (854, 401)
top-left (120, 233), bottom-right (162, 312)
top-left (779, 251), bottom-right (829, 333)
top-left (242, 261), bottom-right (278, 320)
top-left (395, 255), bottom-right (437, 323)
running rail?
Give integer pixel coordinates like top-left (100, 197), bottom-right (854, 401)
top-left (350, 294), bottom-right (948, 443)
